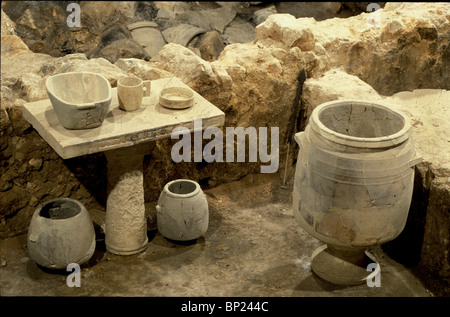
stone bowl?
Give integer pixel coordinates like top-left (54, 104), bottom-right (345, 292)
top-left (159, 86), bottom-right (194, 109)
top-left (46, 72), bottom-right (112, 129)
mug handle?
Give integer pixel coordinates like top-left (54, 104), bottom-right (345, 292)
top-left (143, 80), bottom-right (151, 97)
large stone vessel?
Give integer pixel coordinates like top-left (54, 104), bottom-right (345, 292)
top-left (293, 100), bottom-right (422, 285)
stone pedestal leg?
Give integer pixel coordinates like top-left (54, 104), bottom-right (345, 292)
top-left (104, 143), bottom-right (154, 255)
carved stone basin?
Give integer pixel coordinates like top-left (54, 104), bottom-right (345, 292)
top-left (45, 72), bottom-right (112, 129)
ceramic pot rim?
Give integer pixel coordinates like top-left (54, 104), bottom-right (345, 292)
top-left (163, 179), bottom-right (200, 198)
top-left (36, 197), bottom-right (84, 221)
top-left (310, 100), bottom-right (411, 148)
top-left (46, 71), bottom-right (112, 106)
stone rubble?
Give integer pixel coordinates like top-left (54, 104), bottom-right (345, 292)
top-left (0, 1), bottom-right (377, 63)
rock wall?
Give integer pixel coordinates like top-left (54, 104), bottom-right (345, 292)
top-left (0, 2), bottom-right (449, 293)
top-left (1, 1), bottom-right (376, 63)
top-left (256, 3), bottom-right (450, 95)
top-left (1, 1), bottom-right (138, 57)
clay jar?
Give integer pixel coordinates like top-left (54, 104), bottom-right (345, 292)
top-left (117, 76), bottom-right (151, 111)
top-left (27, 198), bottom-right (96, 269)
top-left (156, 179), bottom-right (209, 241)
top-left (293, 100), bottom-right (422, 285)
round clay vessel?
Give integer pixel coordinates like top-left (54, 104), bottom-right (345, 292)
top-left (27, 198), bottom-right (96, 269)
top-left (293, 100), bottom-right (422, 285)
top-left (157, 179), bottom-right (209, 241)
top-left (46, 72), bottom-right (112, 129)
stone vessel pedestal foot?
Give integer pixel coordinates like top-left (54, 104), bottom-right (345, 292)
top-left (311, 244), bottom-right (379, 286)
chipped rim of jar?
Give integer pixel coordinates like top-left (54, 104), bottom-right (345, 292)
top-left (310, 100), bottom-right (411, 148)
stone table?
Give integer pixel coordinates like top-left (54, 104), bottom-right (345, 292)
top-left (23, 76), bottom-right (225, 255)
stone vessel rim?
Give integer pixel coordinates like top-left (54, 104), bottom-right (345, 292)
top-left (36, 198), bottom-right (84, 221)
top-left (118, 76), bottom-right (143, 88)
top-left (45, 71), bottom-right (112, 106)
top-left (164, 179), bottom-right (201, 198)
top-left (310, 100), bottom-right (411, 148)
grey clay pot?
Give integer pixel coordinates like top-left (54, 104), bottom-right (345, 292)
top-left (157, 179), bottom-right (209, 241)
top-left (27, 198), bottom-right (96, 269)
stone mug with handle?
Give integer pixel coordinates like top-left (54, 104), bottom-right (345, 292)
top-left (117, 76), bottom-right (151, 111)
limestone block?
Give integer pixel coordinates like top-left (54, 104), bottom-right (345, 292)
top-left (256, 4), bottom-right (449, 94)
top-left (152, 43), bottom-right (215, 81)
top-left (1, 34), bottom-right (32, 56)
top-left (2, 1), bottom-right (139, 57)
top-left (255, 14), bottom-right (316, 51)
top-left (382, 89), bottom-right (450, 173)
top-left (50, 54), bottom-right (129, 87)
top-left (1, 48), bottom-right (127, 106)
top-left (1, 10), bottom-right (16, 36)
top-left (114, 58), bottom-right (174, 81)
top-left (302, 68), bottom-right (381, 121)
top-left (19, 73), bottom-right (47, 102)
top-left (217, 41), bottom-right (304, 128)
top-left (151, 43), bottom-right (232, 109)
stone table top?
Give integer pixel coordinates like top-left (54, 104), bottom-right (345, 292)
top-left (23, 77), bottom-right (225, 159)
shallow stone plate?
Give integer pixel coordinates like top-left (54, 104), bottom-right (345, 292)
top-left (159, 86), bottom-right (194, 109)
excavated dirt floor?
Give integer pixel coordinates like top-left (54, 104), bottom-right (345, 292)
top-left (0, 173), bottom-right (435, 299)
